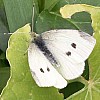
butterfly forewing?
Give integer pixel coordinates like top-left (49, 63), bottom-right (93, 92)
top-left (41, 29), bottom-right (96, 80)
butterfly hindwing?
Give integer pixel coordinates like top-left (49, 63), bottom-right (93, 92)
top-left (41, 29), bottom-right (96, 80)
top-left (28, 43), bottom-right (67, 89)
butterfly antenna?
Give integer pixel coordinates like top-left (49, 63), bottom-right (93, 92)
top-left (32, 6), bottom-right (34, 32)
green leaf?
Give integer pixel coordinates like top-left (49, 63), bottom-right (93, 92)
top-left (0, 50), bottom-right (10, 94)
top-left (0, 24), bottom-right (63, 100)
top-left (35, 9), bottom-right (92, 36)
top-left (0, 0), bottom-right (9, 33)
top-left (64, 0), bottom-right (100, 6)
top-left (0, 0), bottom-right (10, 51)
top-left (60, 4), bottom-right (100, 100)
top-left (60, 82), bottom-right (85, 98)
top-left (35, 10), bottom-right (78, 34)
top-left (52, 0), bottom-right (97, 34)
top-left (0, 52), bottom-right (6, 60)
top-left (71, 12), bottom-right (93, 34)
top-left (37, 0), bottom-right (45, 13)
top-left (3, 0), bottom-right (33, 32)
top-left (0, 33), bottom-right (10, 52)
top-left (0, 21), bottom-right (8, 33)
top-left (0, 67), bottom-right (10, 94)
top-left (44, 0), bottom-right (60, 11)
top-left (52, 0), bottom-right (100, 12)
top-left (52, 0), bottom-right (69, 12)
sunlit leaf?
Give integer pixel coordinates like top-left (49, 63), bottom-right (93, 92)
top-left (0, 24), bottom-right (64, 100)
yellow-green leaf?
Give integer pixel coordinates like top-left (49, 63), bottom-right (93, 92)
top-left (0, 24), bottom-right (63, 100)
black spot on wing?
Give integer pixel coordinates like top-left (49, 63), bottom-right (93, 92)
top-left (66, 51), bottom-right (71, 56)
top-left (40, 68), bottom-right (44, 73)
top-left (47, 67), bottom-right (50, 72)
top-left (71, 43), bottom-right (76, 49)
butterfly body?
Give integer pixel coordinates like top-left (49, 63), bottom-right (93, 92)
top-left (28, 29), bottom-right (96, 89)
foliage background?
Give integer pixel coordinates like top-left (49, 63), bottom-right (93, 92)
top-left (0, 0), bottom-right (100, 100)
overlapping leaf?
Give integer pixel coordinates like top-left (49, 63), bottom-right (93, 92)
top-left (60, 4), bottom-right (100, 100)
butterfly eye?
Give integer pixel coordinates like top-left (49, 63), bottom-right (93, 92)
top-left (71, 43), bottom-right (76, 49)
top-left (47, 67), bottom-right (50, 72)
top-left (40, 68), bottom-right (44, 73)
top-left (66, 51), bottom-right (71, 56)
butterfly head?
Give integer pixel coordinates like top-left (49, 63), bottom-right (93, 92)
top-left (30, 32), bottom-right (39, 42)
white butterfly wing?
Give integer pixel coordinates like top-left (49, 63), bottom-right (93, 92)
top-left (42, 29), bottom-right (96, 80)
top-left (28, 43), bottom-right (67, 89)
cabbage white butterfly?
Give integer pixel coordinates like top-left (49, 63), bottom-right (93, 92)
top-left (28, 29), bottom-right (96, 89)
top-left (28, 8), bottom-right (96, 89)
